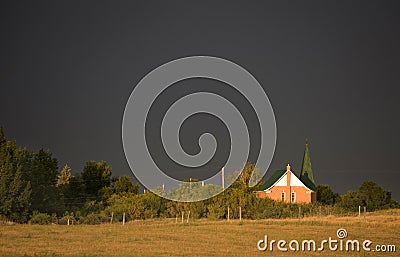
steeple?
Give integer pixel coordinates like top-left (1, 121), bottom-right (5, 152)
top-left (300, 139), bottom-right (316, 190)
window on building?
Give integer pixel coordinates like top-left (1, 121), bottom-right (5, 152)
top-left (291, 191), bottom-right (296, 203)
top-left (281, 191), bottom-right (286, 201)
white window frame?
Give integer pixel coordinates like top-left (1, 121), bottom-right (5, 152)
top-left (291, 190), bottom-right (296, 203)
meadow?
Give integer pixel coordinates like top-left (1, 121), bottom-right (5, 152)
top-left (1, 209), bottom-right (399, 257)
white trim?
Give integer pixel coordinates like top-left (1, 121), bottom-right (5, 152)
top-left (290, 174), bottom-right (304, 186)
top-left (275, 173), bottom-right (287, 186)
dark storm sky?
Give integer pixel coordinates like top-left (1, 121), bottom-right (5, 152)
top-left (1, 1), bottom-right (399, 199)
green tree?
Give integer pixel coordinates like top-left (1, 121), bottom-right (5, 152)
top-left (81, 160), bottom-right (112, 199)
top-left (28, 149), bottom-right (63, 214)
top-left (57, 164), bottom-right (71, 186)
top-left (114, 176), bottom-right (139, 195)
top-left (358, 181), bottom-right (392, 211)
top-left (231, 162), bottom-right (262, 190)
top-left (0, 128), bottom-right (32, 222)
top-left (106, 193), bottom-right (144, 220)
top-left (316, 184), bottom-right (338, 205)
top-left (206, 194), bottom-right (225, 219)
top-left (336, 190), bottom-right (362, 211)
top-left (63, 174), bottom-right (86, 212)
top-left (141, 191), bottom-right (166, 218)
top-left (166, 200), bottom-right (187, 218)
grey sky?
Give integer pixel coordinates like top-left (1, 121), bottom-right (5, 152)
top-left (1, 1), bottom-right (399, 199)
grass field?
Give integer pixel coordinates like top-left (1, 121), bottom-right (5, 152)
top-left (1, 209), bottom-right (399, 257)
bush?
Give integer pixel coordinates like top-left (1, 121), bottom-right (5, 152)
top-left (80, 213), bottom-right (109, 225)
top-left (29, 211), bottom-right (50, 225)
top-left (59, 216), bottom-right (70, 225)
top-left (59, 215), bottom-right (75, 225)
top-left (51, 213), bottom-right (58, 224)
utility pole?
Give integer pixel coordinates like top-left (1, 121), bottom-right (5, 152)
top-left (222, 166), bottom-right (225, 189)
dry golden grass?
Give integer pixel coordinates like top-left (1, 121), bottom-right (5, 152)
top-left (1, 209), bottom-right (399, 257)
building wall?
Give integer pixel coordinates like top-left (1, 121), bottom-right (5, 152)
top-left (256, 171), bottom-right (316, 203)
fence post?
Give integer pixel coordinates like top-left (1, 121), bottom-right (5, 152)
top-left (122, 212), bottom-right (126, 225)
top-left (181, 211), bottom-right (184, 224)
top-left (319, 206), bottom-right (322, 219)
top-left (227, 207), bottom-right (230, 222)
top-left (298, 206), bottom-right (301, 220)
top-left (239, 206), bottom-right (242, 221)
top-left (358, 206), bottom-right (361, 220)
top-left (187, 211), bottom-right (190, 223)
top-left (363, 207), bottom-right (366, 222)
top-left (110, 211), bottom-right (114, 224)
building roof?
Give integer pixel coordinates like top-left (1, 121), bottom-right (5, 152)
top-left (256, 141), bottom-right (317, 192)
top-left (300, 173), bottom-right (316, 191)
top-left (256, 167), bottom-right (316, 192)
top-left (256, 169), bottom-right (286, 191)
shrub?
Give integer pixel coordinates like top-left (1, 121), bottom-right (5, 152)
top-left (80, 213), bottom-right (109, 225)
top-left (58, 215), bottom-right (75, 225)
top-left (29, 211), bottom-right (50, 225)
top-left (51, 213), bottom-right (58, 224)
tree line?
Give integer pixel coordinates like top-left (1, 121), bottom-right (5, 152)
top-left (0, 128), bottom-right (398, 224)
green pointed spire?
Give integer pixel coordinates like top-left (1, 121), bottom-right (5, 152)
top-left (300, 139), bottom-right (316, 190)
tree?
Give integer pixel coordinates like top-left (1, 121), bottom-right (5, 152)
top-left (316, 184), bottom-right (338, 205)
top-left (0, 128), bottom-right (32, 222)
top-left (336, 190), bottom-right (362, 211)
top-left (57, 164), bottom-right (71, 186)
top-left (358, 181), bottom-right (392, 211)
top-left (106, 192), bottom-right (150, 220)
top-left (206, 194), bottom-right (225, 219)
top-left (81, 161), bottom-right (112, 199)
top-left (113, 176), bottom-right (139, 195)
top-left (28, 149), bottom-right (63, 214)
top-left (233, 162), bottom-right (262, 190)
top-left (141, 190), bottom-right (166, 218)
top-left (0, 127), bottom-right (5, 145)
top-left (63, 174), bottom-right (86, 212)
